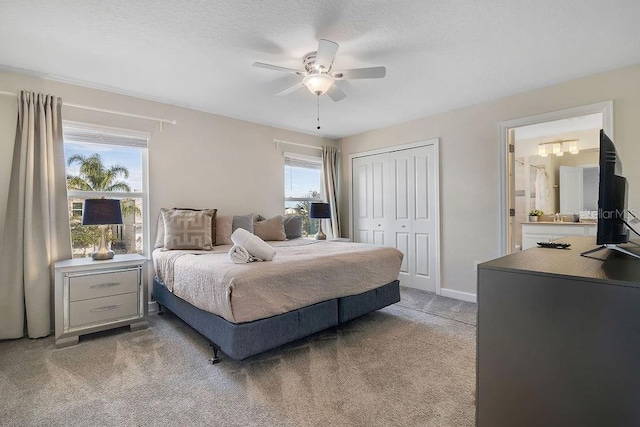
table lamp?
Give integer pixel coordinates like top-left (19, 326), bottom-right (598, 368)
top-left (310, 202), bottom-right (331, 240)
top-left (82, 198), bottom-right (123, 260)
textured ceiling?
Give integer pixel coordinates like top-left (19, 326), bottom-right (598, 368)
top-left (1, 1), bottom-right (639, 139)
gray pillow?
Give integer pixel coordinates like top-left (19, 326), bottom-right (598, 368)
top-left (283, 215), bottom-right (303, 239)
top-left (232, 214), bottom-right (254, 234)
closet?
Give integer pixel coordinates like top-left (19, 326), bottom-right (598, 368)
top-left (351, 141), bottom-right (440, 293)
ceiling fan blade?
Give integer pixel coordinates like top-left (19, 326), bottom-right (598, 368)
top-left (276, 83), bottom-right (305, 96)
top-left (327, 84), bottom-right (346, 102)
top-left (315, 39), bottom-right (339, 71)
top-left (332, 66), bottom-right (386, 79)
top-left (253, 62), bottom-right (306, 76)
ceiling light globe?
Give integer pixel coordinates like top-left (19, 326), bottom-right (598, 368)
top-left (303, 74), bottom-right (334, 95)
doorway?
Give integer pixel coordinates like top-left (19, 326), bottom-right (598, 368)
top-left (499, 102), bottom-right (614, 255)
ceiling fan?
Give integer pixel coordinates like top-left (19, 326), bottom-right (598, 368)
top-left (253, 39), bottom-right (386, 102)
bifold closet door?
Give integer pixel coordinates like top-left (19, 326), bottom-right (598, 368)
top-left (352, 153), bottom-right (388, 246)
top-left (352, 144), bottom-right (438, 293)
top-left (389, 145), bottom-right (437, 292)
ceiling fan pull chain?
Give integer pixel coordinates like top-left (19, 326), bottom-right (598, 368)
top-left (317, 94), bottom-right (321, 130)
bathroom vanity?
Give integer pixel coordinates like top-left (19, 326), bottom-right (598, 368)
top-left (521, 221), bottom-right (596, 250)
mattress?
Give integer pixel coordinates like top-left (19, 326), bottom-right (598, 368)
top-left (153, 239), bottom-right (403, 324)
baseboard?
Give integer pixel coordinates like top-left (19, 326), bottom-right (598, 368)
top-left (148, 300), bottom-right (159, 313)
top-left (440, 288), bottom-right (477, 303)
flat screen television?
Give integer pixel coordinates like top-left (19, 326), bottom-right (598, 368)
top-left (581, 130), bottom-right (639, 259)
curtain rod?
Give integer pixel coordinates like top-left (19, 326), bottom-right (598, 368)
top-left (515, 159), bottom-right (545, 170)
top-left (0, 90), bottom-right (177, 126)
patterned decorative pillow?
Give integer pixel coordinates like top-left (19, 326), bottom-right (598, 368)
top-left (155, 208), bottom-right (218, 248)
top-left (254, 215), bottom-right (287, 241)
top-left (174, 207), bottom-right (217, 245)
top-left (283, 215), bottom-right (303, 239)
top-left (161, 208), bottom-right (215, 250)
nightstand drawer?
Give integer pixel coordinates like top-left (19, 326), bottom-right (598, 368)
top-left (69, 269), bottom-right (138, 302)
top-left (69, 293), bottom-right (139, 328)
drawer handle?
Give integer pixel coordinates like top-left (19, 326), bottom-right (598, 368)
top-left (90, 305), bottom-right (120, 313)
top-left (90, 282), bottom-right (120, 289)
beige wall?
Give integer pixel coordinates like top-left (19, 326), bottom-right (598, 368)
top-left (0, 70), bottom-right (336, 252)
top-left (339, 63), bottom-right (640, 297)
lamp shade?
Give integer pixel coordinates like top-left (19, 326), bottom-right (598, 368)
top-left (310, 202), bottom-right (331, 219)
top-left (82, 199), bottom-right (123, 225)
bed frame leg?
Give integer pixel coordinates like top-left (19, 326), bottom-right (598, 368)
top-left (209, 343), bottom-right (221, 364)
top-left (157, 303), bottom-right (164, 315)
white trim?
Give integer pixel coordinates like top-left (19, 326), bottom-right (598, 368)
top-left (283, 151), bottom-right (322, 162)
top-left (498, 101), bottom-right (614, 255)
top-left (440, 288), bottom-right (477, 303)
top-left (348, 138), bottom-right (442, 296)
top-left (148, 300), bottom-right (159, 313)
top-left (67, 190), bottom-right (144, 199)
top-left (64, 123), bottom-right (151, 258)
top-left (63, 120), bottom-right (152, 141)
top-left (349, 139), bottom-right (436, 159)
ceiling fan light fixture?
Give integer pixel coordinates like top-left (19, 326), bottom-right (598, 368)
top-left (303, 74), bottom-right (334, 95)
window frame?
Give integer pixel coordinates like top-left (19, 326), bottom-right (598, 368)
top-left (63, 121), bottom-right (150, 257)
top-left (284, 152), bottom-right (324, 238)
top-left (284, 151), bottom-right (323, 204)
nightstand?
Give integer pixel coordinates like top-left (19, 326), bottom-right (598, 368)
top-left (54, 254), bottom-right (148, 348)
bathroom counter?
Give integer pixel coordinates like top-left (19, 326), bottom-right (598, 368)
top-left (521, 222), bottom-right (596, 249)
top-left (524, 221), bottom-right (597, 225)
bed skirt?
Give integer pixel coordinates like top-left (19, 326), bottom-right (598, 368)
top-left (152, 277), bottom-right (400, 360)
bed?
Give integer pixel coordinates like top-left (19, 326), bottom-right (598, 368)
top-left (152, 239), bottom-right (403, 361)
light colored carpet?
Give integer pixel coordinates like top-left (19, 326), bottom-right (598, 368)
top-left (0, 288), bottom-right (477, 426)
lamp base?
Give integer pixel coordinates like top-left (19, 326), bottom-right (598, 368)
top-left (91, 249), bottom-right (115, 261)
top-left (91, 225), bottom-right (115, 260)
top-left (315, 222), bottom-right (327, 240)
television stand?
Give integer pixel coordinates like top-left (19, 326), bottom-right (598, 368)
top-left (477, 236), bottom-right (640, 426)
top-left (580, 242), bottom-right (640, 260)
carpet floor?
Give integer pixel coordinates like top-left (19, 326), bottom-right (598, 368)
top-left (0, 288), bottom-right (477, 426)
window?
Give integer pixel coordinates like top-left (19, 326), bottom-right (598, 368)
top-left (63, 124), bottom-right (149, 259)
top-left (71, 202), bottom-right (83, 217)
top-left (284, 154), bottom-right (323, 237)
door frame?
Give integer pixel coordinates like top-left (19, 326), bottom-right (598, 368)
top-left (498, 101), bottom-right (614, 255)
top-left (348, 138), bottom-right (441, 295)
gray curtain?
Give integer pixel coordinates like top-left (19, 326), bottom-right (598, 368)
top-left (322, 146), bottom-right (341, 238)
top-left (0, 91), bottom-right (72, 339)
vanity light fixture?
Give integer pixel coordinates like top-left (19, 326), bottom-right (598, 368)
top-left (537, 139), bottom-right (580, 157)
top-left (569, 140), bottom-right (579, 154)
top-left (553, 143), bottom-right (563, 156)
top-left (538, 144), bottom-right (548, 157)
